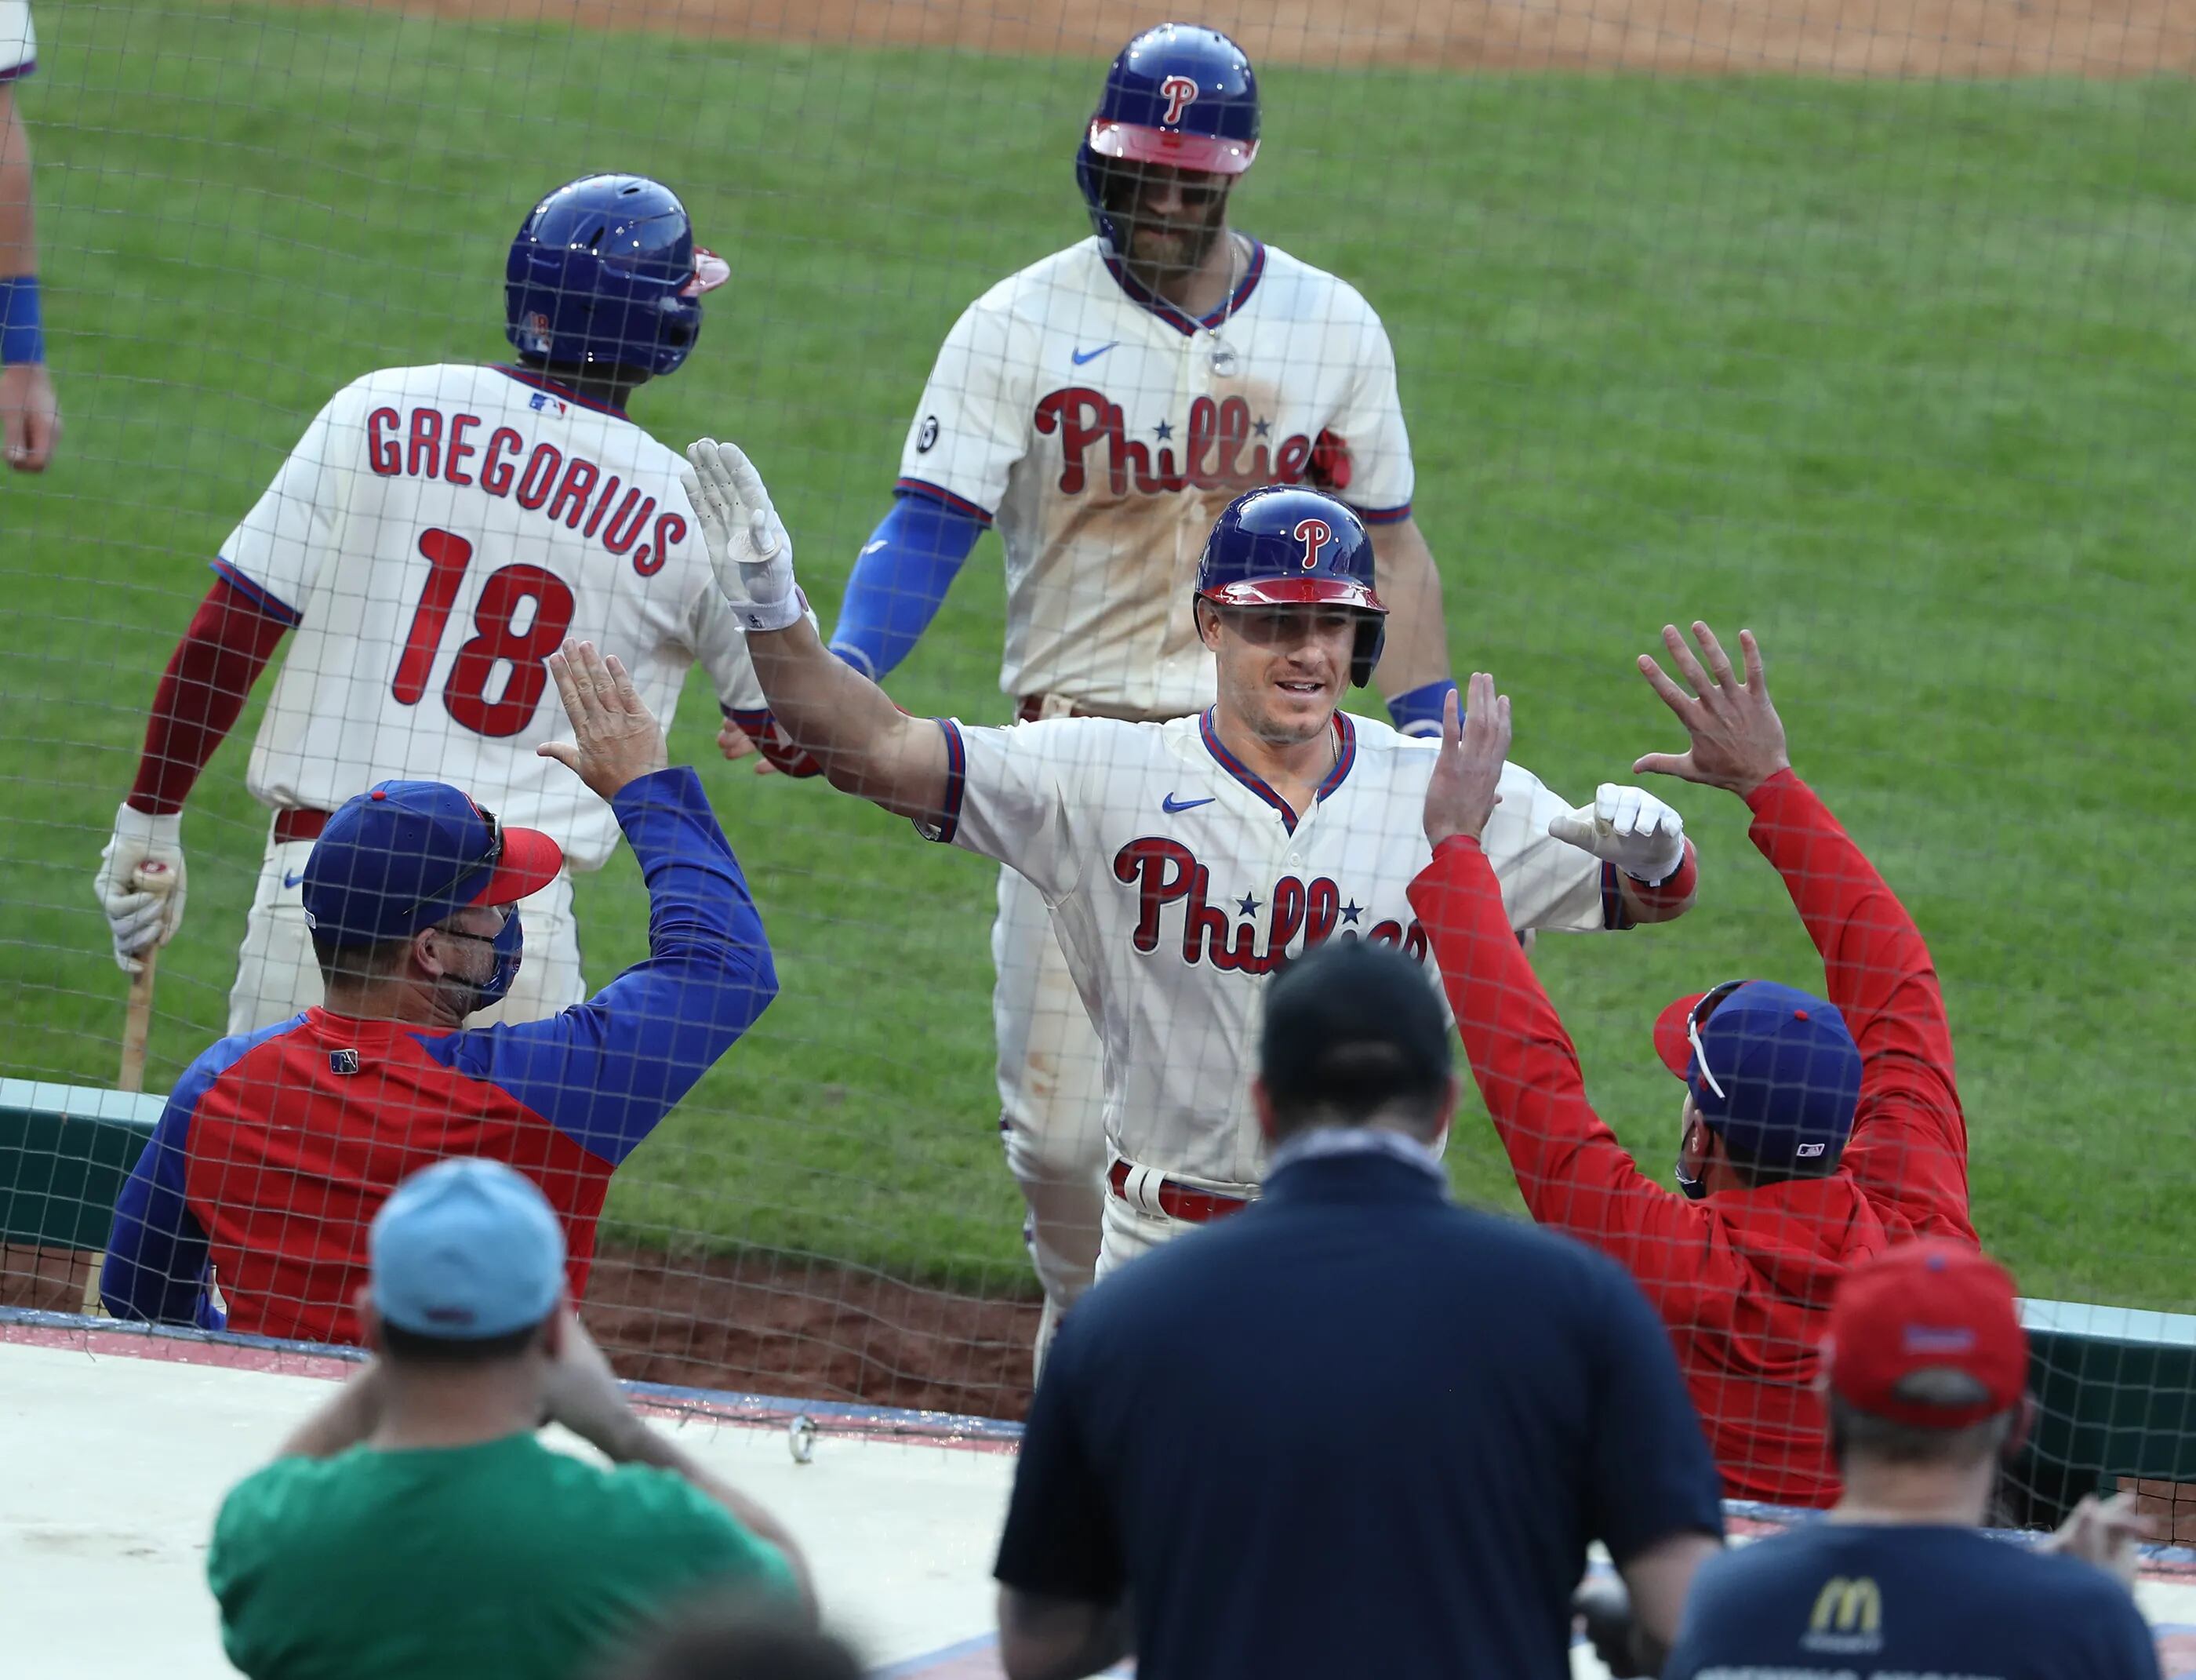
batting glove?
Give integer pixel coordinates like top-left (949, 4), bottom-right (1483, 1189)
top-left (682, 439), bottom-right (802, 633)
top-left (1547, 783), bottom-right (1687, 885)
top-left (93, 802), bottom-right (188, 973)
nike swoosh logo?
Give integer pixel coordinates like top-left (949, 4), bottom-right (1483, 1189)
top-left (282, 871), bottom-right (306, 889)
top-left (1162, 793), bottom-right (1216, 813)
top-left (1071, 343), bottom-right (1118, 365)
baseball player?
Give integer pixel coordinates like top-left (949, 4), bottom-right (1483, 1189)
top-left (686, 444), bottom-right (1703, 1292)
top-left (729, 23), bottom-right (1471, 1333)
top-left (93, 174), bottom-right (768, 1033)
top-left (2, 0), bottom-right (59, 471)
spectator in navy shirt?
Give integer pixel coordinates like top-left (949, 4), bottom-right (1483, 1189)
top-left (991, 933), bottom-right (1727, 1680)
top-left (1663, 1241), bottom-right (2161, 1680)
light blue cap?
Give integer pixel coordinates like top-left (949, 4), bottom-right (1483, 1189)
top-left (369, 1158), bottom-right (565, 1340)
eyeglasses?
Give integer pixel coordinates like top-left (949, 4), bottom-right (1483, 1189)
top-left (1686, 978), bottom-right (1748, 1102)
top-left (430, 904), bottom-right (511, 945)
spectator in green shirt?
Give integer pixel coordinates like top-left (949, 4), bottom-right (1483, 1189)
top-left (207, 1157), bottom-right (813, 1680)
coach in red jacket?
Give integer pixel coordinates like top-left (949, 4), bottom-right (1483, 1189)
top-left (1410, 627), bottom-right (1974, 1507)
top-left (100, 642), bottom-right (776, 1344)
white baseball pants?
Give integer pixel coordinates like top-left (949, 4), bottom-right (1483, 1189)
top-left (991, 860), bottom-right (1111, 1320)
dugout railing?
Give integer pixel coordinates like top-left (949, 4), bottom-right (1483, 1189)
top-left (2, 1075), bottom-right (2190, 1525)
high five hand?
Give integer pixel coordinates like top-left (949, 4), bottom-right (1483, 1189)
top-left (1423, 672), bottom-right (1511, 848)
top-left (682, 439), bottom-right (802, 633)
top-left (1633, 621), bottom-right (1791, 798)
top-left (536, 639), bottom-right (670, 803)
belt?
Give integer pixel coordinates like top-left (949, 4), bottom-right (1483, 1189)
top-left (1017, 693), bottom-right (1194, 726)
top-left (271, 807), bottom-right (333, 845)
top-left (1107, 1158), bottom-right (1252, 1226)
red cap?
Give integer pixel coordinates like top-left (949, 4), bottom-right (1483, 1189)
top-left (473, 825), bottom-right (564, 910)
top-left (1653, 991), bottom-right (1709, 1079)
top-left (1824, 1242), bottom-right (2027, 1428)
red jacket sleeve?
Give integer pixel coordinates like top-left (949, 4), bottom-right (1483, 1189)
top-left (1743, 771), bottom-right (1973, 1241)
top-left (1408, 835), bottom-right (1721, 1315)
top-left (127, 572), bottom-right (291, 815)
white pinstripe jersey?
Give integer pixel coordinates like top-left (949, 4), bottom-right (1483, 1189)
top-left (925, 710), bottom-right (1620, 1188)
top-left (219, 363), bottom-right (762, 869)
top-left (898, 236), bottom-right (1414, 717)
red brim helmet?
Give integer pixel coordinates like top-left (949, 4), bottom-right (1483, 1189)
top-left (1193, 489), bottom-right (1388, 686)
top-left (1086, 120), bottom-right (1258, 176)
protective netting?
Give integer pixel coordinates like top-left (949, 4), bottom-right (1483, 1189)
top-left (1, 0), bottom-right (2191, 1527)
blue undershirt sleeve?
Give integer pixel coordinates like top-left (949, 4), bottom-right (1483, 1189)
top-left (442, 766), bottom-right (776, 1165)
top-left (826, 493), bottom-right (985, 681)
top-left (102, 1099), bottom-right (220, 1328)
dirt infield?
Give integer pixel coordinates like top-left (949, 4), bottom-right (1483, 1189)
top-left (321, 0), bottom-right (2196, 78)
top-left (584, 1242), bottom-right (1041, 1419)
top-left (3, 1242), bottom-right (1042, 1419)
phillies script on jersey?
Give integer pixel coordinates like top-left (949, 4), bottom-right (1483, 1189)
top-left (924, 710), bottom-right (1615, 1188)
top-left (1113, 836), bottom-right (1431, 972)
top-left (895, 238), bottom-right (1415, 718)
top-left (1035, 388), bottom-right (1318, 498)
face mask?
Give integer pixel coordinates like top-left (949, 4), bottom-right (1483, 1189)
top-left (442, 911), bottom-right (524, 1016)
top-left (474, 910), bottom-right (524, 1011)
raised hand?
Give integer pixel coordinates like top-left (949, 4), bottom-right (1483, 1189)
top-left (682, 439), bottom-right (802, 633)
top-left (1423, 671), bottom-right (1511, 848)
top-left (536, 639), bottom-right (671, 803)
top-left (1633, 621), bottom-right (1791, 798)
top-left (1547, 784), bottom-right (1688, 884)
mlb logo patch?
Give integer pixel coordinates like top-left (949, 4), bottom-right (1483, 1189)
top-left (529, 391), bottom-right (566, 416)
top-left (329, 1048), bottom-right (360, 1075)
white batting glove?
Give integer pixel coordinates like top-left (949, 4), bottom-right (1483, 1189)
top-left (682, 438), bottom-right (802, 633)
top-left (93, 802), bottom-right (188, 973)
top-left (1547, 784), bottom-right (1687, 884)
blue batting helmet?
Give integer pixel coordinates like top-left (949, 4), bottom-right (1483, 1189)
top-left (1075, 24), bottom-right (1260, 257)
top-left (1194, 487), bottom-right (1387, 687)
top-left (504, 175), bottom-right (729, 379)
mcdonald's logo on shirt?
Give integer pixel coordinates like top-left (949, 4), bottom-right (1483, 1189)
top-left (1802, 1576), bottom-right (1884, 1653)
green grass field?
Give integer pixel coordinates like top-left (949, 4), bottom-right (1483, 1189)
top-left (5, 2), bottom-right (2193, 1306)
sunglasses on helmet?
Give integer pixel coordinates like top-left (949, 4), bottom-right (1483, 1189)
top-left (1686, 978), bottom-right (1749, 1102)
top-left (391, 799), bottom-right (505, 929)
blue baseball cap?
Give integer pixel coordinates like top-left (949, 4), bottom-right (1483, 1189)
top-left (369, 1158), bottom-right (566, 1340)
top-left (1653, 979), bottom-right (1863, 1172)
top-left (301, 780), bottom-right (563, 948)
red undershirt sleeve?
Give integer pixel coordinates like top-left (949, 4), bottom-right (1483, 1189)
top-left (125, 574), bottom-right (291, 816)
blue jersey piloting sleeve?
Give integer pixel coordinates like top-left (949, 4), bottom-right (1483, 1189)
top-left (1385, 678), bottom-right (1458, 738)
top-left (424, 765), bottom-right (776, 1165)
top-left (826, 493), bottom-right (987, 680)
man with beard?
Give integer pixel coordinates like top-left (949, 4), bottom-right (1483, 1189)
top-left (684, 449), bottom-right (1700, 1294)
top-left (722, 24), bottom-right (1468, 1354)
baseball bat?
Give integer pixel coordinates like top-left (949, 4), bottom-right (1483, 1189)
top-left (116, 860), bottom-right (176, 1096)
top-left (90, 861), bottom-right (176, 1315)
